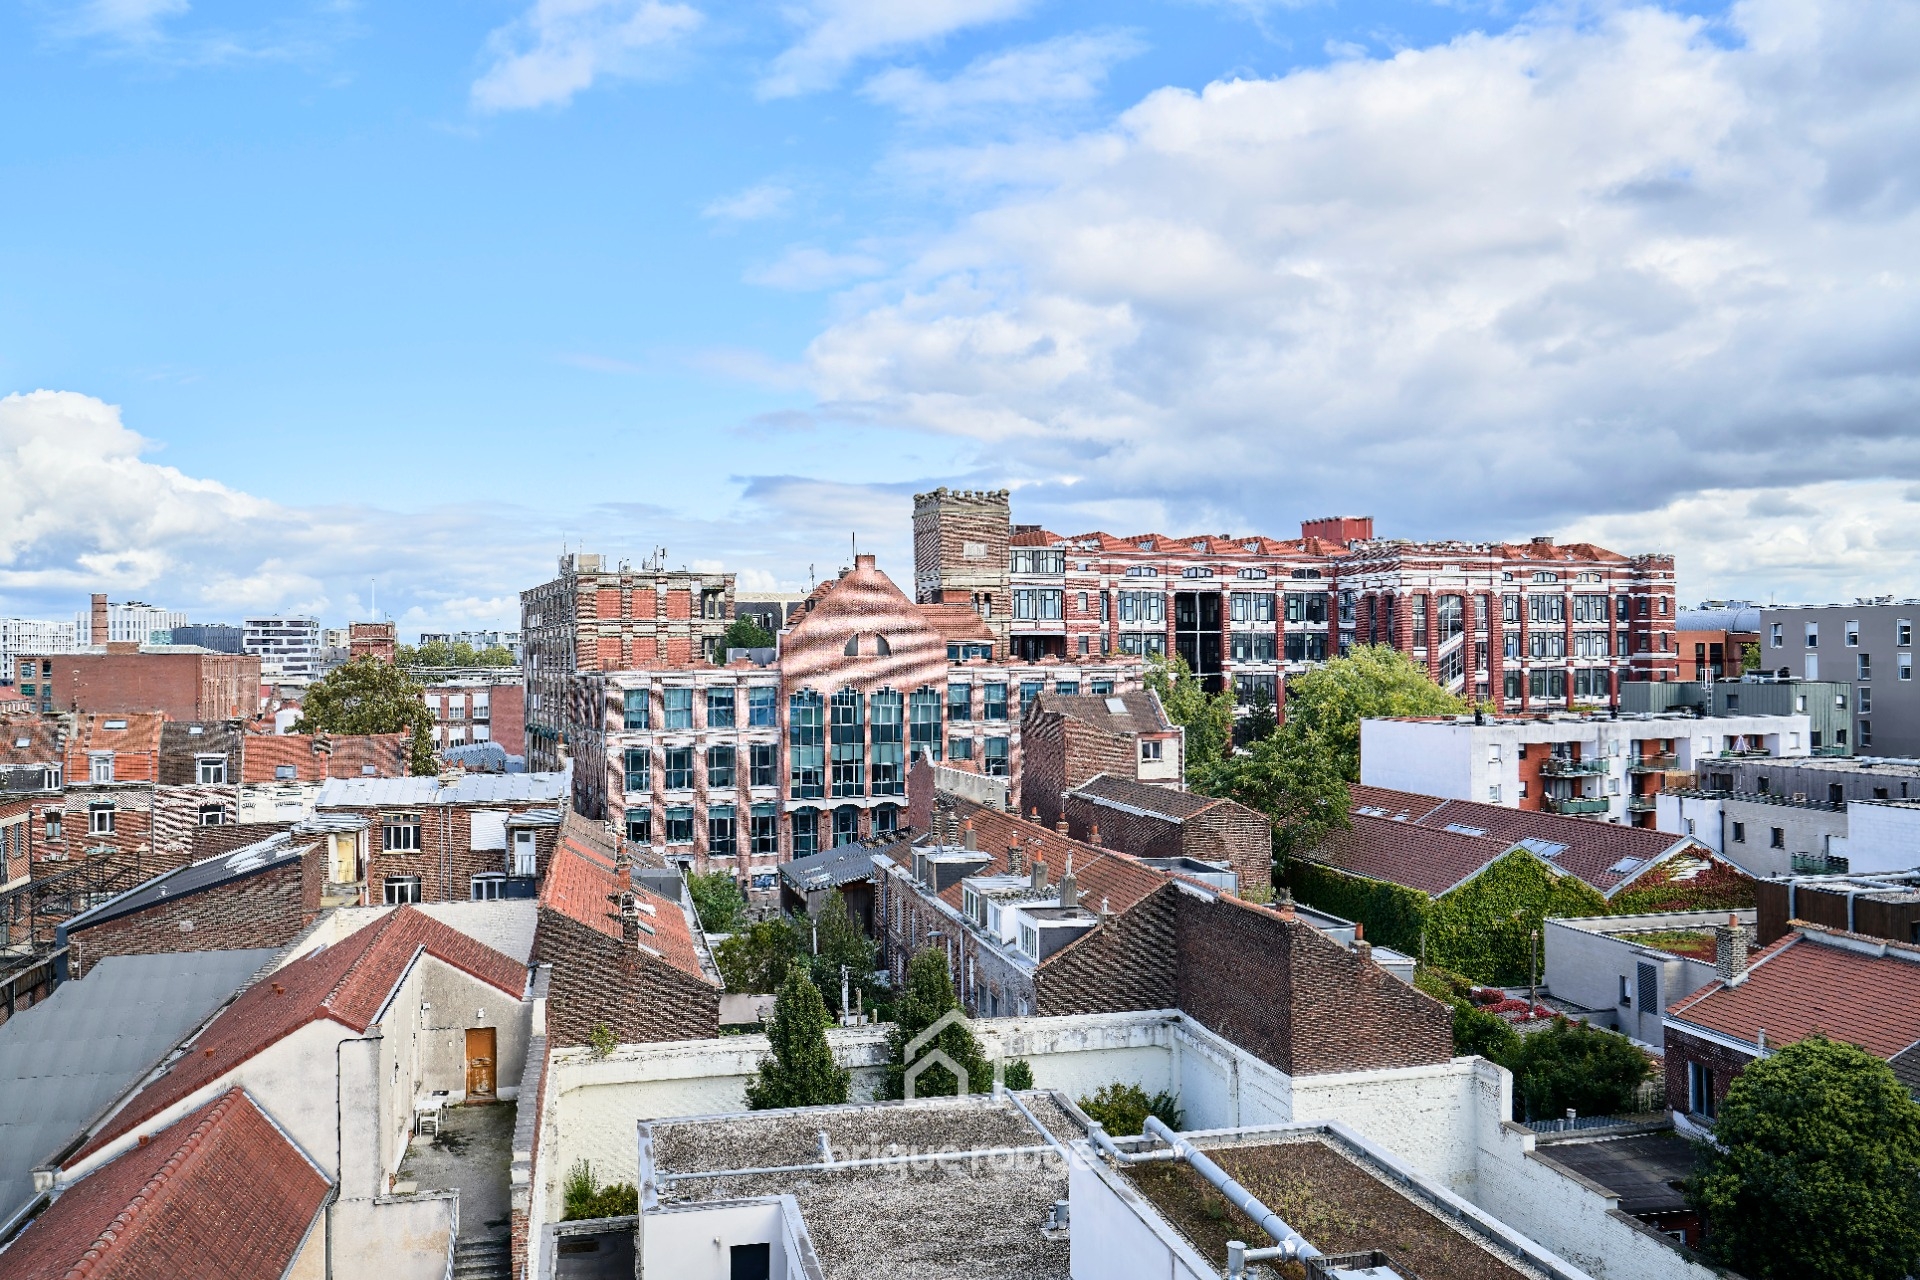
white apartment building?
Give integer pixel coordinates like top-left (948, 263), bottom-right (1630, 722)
top-left (1360, 710), bottom-right (1811, 827)
top-left (74, 601), bottom-right (186, 646)
top-left (243, 616), bottom-right (322, 678)
top-left (0, 618), bottom-right (78, 674)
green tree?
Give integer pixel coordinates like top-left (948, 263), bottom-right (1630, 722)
top-left (1212, 724), bottom-right (1354, 863)
top-left (715, 917), bottom-right (808, 993)
top-left (1742, 642), bottom-right (1762, 673)
top-left (1691, 1036), bottom-right (1920, 1280)
top-left (714, 617), bottom-right (776, 662)
top-left (397, 640), bottom-right (515, 668)
top-left (1002, 1059), bottom-right (1034, 1090)
top-left (687, 871), bottom-right (746, 935)
top-left (1144, 653), bottom-right (1237, 775)
top-left (1236, 684), bottom-right (1279, 747)
top-left (883, 948), bottom-right (992, 1099)
top-left (1452, 1002), bottom-right (1522, 1064)
top-left (1506, 1017), bottom-right (1652, 1121)
top-left (1079, 1082), bottom-right (1185, 1136)
top-left (746, 967), bottom-right (850, 1110)
top-left (294, 656), bottom-right (437, 775)
top-left (806, 890), bottom-right (877, 1016)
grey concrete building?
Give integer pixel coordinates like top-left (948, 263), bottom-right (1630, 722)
top-left (1543, 909), bottom-right (1756, 1048)
top-left (1759, 600), bottom-right (1920, 756)
top-left (1658, 788), bottom-right (1847, 877)
top-left (1621, 676), bottom-right (1853, 756)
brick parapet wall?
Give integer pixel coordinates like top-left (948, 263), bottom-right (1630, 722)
top-left (67, 847), bottom-right (320, 978)
top-left (532, 908), bottom-right (719, 1046)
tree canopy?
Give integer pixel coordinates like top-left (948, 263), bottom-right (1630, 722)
top-left (1144, 654), bottom-right (1236, 775)
top-left (396, 640), bottom-right (515, 668)
top-left (883, 948), bottom-right (992, 1099)
top-left (715, 916), bottom-right (809, 993)
top-left (294, 657), bottom-right (436, 774)
top-left (745, 967), bottom-right (849, 1110)
top-left (715, 617), bottom-right (776, 660)
top-left (807, 889), bottom-right (877, 1016)
top-left (1691, 1036), bottom-right (1920, 1280)
top-left (686, 871), bottom-right (746, 935)
top-left (1504, 1016), bottom-right (1652, 1121)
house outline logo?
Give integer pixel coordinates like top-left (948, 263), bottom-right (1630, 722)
top-left (903, 1009), bottom-right (1005, 1100)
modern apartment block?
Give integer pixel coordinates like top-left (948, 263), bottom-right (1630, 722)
top-left (1621, 676), bottom-right (1853, 755)
top-left (911, 489), bottom-right (1678, 710)
top-left (1759, 600), bottom-right (1920, 756)
top-left (572, 555), bottom-right (1142, 894)
top-left (0, 618), bottom-right (78, 677)
top-left (417, 628), bottom-right (522, 659)
top-left (1676, 603), bottom-right (1761, 681)
top-left (242, 615), bottom-right (322, 678)
top-left (519, 553), bottom-right (735, 770)
top-left (1360, 710), bottom-right (1812, 827)
top-left (165, 623), bottom-right (244, 654)
top-left (73, 598), bottom-right (187, 647)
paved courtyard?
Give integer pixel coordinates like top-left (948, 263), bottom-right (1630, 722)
top-left (397, 1100), bottom-right (515, 1242)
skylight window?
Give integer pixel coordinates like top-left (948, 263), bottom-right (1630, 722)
top-left (1515, 837), bottom-right (1569, 859)
top-left (104, 719), bottom-right (126, 730)
top-left (1443, 823), bottom-right (1488, 837)
top-left (1105, 697), bottom-right (1128, 714)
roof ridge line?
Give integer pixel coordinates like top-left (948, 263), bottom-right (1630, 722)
top-left (66, 1088), bottom-right (244, 1280)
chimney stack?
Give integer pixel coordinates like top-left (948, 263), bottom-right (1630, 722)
top-left (1030, 859), bottom-right (1047, 894)
top-left (963, 820), bottom-right (976, 852)
top-left (618, 892), bottom-right (639, 944)
top-left (1054, 816), bottom-right (1069, 836)
top-left (91, 594), bottom-right (108, 646)
top-left (1352, 921), bottom-right (1370, 964)
top-left (1058, 857), bottom-right (1077, 910)
top-left (1007, 842), bottom-right (1022, 875)
top-left (1715, 914), bottom-right (1748, 980)
top-left (1089, 824), bottom-right (1101, 847)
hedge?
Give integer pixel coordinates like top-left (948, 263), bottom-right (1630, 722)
top-left (1283, 858), bottom-right (1430, 956)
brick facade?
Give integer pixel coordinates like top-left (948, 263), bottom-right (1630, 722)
top-left (531, 907), bottom-right (720, 1046)
top-left (1021, 709), bottom-right (1136, 831)
top-left (1663, 1026), bottom-right (1751, 1120)
top-left (67, 845), bottom-right (322, 978)
top-left (1065, 788), bottom-right (1272, 898)
top-left (1033, 883), bottom-right (1179, 1016)
top-left (24, 650), bottom-right (260, 721)
top-left (336, 801), bottom-right (558, 905)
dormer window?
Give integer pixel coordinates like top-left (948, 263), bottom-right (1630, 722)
top-left (88, 753), bottom-right (113, 784)
top-left (1020, 923), bottom-right (1039, 960)
top-left (276, 764), bottom-right (298, 780)
top-left (196, 756), bottom-right (227, 785)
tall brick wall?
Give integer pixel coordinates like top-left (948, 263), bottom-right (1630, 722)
top-left (532, 908), bottom-right (719, 1046)
top-left (42, 652), bottom-right (259, 720)
top-left (340, 801), bottom-right (549, 903)
top-left (1664, 1025), bottom-right (1753, 1117)
top-left (67, 847), bottom-right (321, 978)
top-left (191, 820), bottom-right (296, 862)
top-left (913, 488), bottom-right (1011, 644)
top-left (1021, 713), bottom-right (1135, 831)
top-left (1172, 893), bottom-right (1452, 1076)
top-left (1034, 883), bottom-right (1178, 1016)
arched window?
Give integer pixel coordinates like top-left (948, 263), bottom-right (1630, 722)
top-left (1290, 568), bottom-right (1322, 579)
top-left (1533, 571), bottom-right (1558, 583)
top-left (876, 635), bottom-right (892, 656)
top-left (874, 804), bottom-right (900, 835)
top-left (844, 635), bottom-right (859, 656)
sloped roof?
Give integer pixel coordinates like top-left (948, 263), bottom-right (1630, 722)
top-left (539, 820), bottom-right (715, 985)
top-left (1312, 813), bottom-right (1514, 898)
top-left (67, 713), bottom-right (165, 759)
top-left (1034, 689), bottom-right (1173, 736)
top-left (780, 844), bottom-right (880, 892)
top-left (238, 733), bottom-right (411, 784)
top-left (63, 833), bottom-right (313, 934)
top-left (916, 604), bottom-right (997, 648)
top-left (0, 949), bottom-right (279, 1232)
top-left (74, 907), bottom-right (524, 1160)
top-left (0, 717), bottom-right (63, 767)
top-left (5, 1089), bottom-right (329, 1280)
top-left (1668, 925), bottom-right (1920, 1060)
top-left (1070, 774), bottom-right (1219, 823)
top-left (1009, 528), bottom-right (1062, 546)
top-left (1343, 785), bottom-right (1695, 897)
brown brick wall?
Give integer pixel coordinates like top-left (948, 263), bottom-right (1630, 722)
top-left (67, 847), bottom-right (321, 978)
top-left (343, 802), bottom-right (546, 903)
top-left (1065, 796), bottom-right (1271, 899)
top-left (1034, 883), bottom-right (1178, 1016)
top-left (191, 820), bottom-right (296, 862)
top-left (1664, 1025), bottom-right (1753, 1117)
top-left (42, 652), bottom-right (259, 721)
top-left (1172, 893), bottom-right (1453, 1076)
top-left (532, 908), bottom-right (719, 1046)
top-left (1021, 713), bottom-right (1136, 831)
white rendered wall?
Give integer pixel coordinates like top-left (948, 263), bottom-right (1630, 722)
top-left (1359, 720), bottom-right (1477, 798)
top-left (641, 1200), bottom-right (797, 1280)
top-left (1828, 801), bottom-right (1920, 874)
top-left (1070, 1151), bottom-right (1215, 1280)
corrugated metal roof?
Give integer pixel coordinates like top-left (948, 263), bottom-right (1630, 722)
top-left (0, 949), bottom-right (278, 1230)
top-left (780, 844), bottom-right (882, 892)
top-left (313, 768), bottom-right (568, 808)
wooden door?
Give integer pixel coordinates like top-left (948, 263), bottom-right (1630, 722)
top-left (465, 1027), bottom-right (496, 1099)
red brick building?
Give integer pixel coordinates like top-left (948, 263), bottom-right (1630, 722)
top-left (1020, 689), bottom-right (1184, 831)
top-left (912, 488), bottom-right (1679, 711)
top-left (348, 621), bottom-right (397, 663)
top-left (531, 813), bottom-right (720, 1047)
top-left (62, 830), bottom-right (323, 978)
top-left (1666, 921), bottom-right (1920, 1127)
top-left (421, 672), bottom-right (525, 757)
top-left (881, 788), bottom-right (1451, 1074)
top-left (1063, 774), bottom-right (1272, 898)
top-left (16, 647), bottom-right (260, 721)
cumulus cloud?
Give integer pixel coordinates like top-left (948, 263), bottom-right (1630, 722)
top-left (760, 0), bottom-right (1032, 99)
top-left (702, 182), bottom-right (793, 222)
top-left (472, 0), bottom-right (702, 112)
top-left (746, 246), bottom-right (887, 290)
top-left (795, 0), bottom-right (1920, 600)
top-left (863, 30), bottom-right (1146, 122)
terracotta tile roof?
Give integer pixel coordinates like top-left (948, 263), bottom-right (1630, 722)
top-left (908, 796), bottom-right (1169, 926)
top-left (1344, 785), bottom-right (1695, 896)
top-left (1071, 774), bottom-right (1228, 823)
top-left (539, 820), bottom-right (715, 985)
top-left (1009, 528), bottom-right (1062, 546)
top-left (1668, 925), bottom-right (1920, 1059)
top-left (0, 717), bottom-right (63, 767)
top-left (1312, 812), bottom-right (1512, 897)
top-left (7, 1088), bottom-right (329, 1280)
top-left (75, 907), bottom-right (524, 1161)
top-left (916, 604), bottom-right (997, 647)
top-left (238, 733), bottom-right (410, 783)
top-left (65, 714), bottom-right (165, 772)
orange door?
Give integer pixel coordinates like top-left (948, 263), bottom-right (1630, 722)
top-left (465, 1027), bottom-right (496, 1099)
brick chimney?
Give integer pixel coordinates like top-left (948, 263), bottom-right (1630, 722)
top-left (90, 594), bottom-right (108, 647)
top-left (1715, 914), bottom-right (1748, 980)
top-left (1058, 857), bottom-right (1077, 910)
top-left (1054, 817), bottom-right (1069, 836)
top-left (1030, 859), bottom-right (1047, 894)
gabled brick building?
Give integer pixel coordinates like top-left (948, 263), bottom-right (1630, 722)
top-left (1020, 689), bottom-right (1183, 832)
top-left (881, 785), bottom-right (1451, 1075)
top-left (235, 730), bottom-right (412, 824)
top-left (1063, 774), bottom-right (1271, 896)
top-left (532, 812), bottom-right (720, 1047)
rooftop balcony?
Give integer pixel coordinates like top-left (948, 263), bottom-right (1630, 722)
top-left (1540, 758), bottom-right (1609, 777)
top-left (1545, 796), bottom-right (1611, 816)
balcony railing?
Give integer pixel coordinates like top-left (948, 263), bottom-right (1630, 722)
top-left (1791, 852), bottom-right (1850, 875)
top-left (1719, 749), bottom-right (1774, 759)
top-left (1546, 796), bottom-right (1611, 815)
top-left (1626, 794), bottom-right (1659, 813)
top-left (1812, 745), bottom-right (1849, 757)
top-left (1628, 754), bottom-right (1677, 772)
top-left (1540, 758), bottom-right (1609, 777)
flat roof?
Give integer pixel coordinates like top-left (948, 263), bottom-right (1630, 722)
top-left (1532, 1131), bottom-right (1696, 1216)
top-left (645, 1095), bottom-right (1079, 1280)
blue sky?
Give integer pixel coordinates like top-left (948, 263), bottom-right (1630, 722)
top-left (3, 0), bottom-right (1918, 634)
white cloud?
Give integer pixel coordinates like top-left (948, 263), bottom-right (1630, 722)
top-left (746, 246), bottom-right (886, 290)
top-left (798, 0), bottom-right (1920, 601)
top-left (702, 182), bottom-right (793, 222)
top-left (67, 0), bottom-right (188, 44)
top-left (760, 0), bottom-right (1032, 99)
top-left (863, 30), bottom-right (1146, 122)
top-left (472, 0), bottom-right (702, 112)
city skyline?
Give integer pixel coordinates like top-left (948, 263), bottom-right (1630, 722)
top-left (2, 0), bottom-right (1915, 629)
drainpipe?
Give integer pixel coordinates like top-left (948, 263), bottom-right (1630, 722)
top-left (1142, 1116), bottom-right (1320, 1267)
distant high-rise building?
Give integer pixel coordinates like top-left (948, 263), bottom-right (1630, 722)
top-left (74, 598), bottom-right (188, 646)
top-left (243, 616), bottom-right (322, 678)
top-left (0, 618), bottom-right (79, 676)
top-left (169, 623), bottom-right (246, 655)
